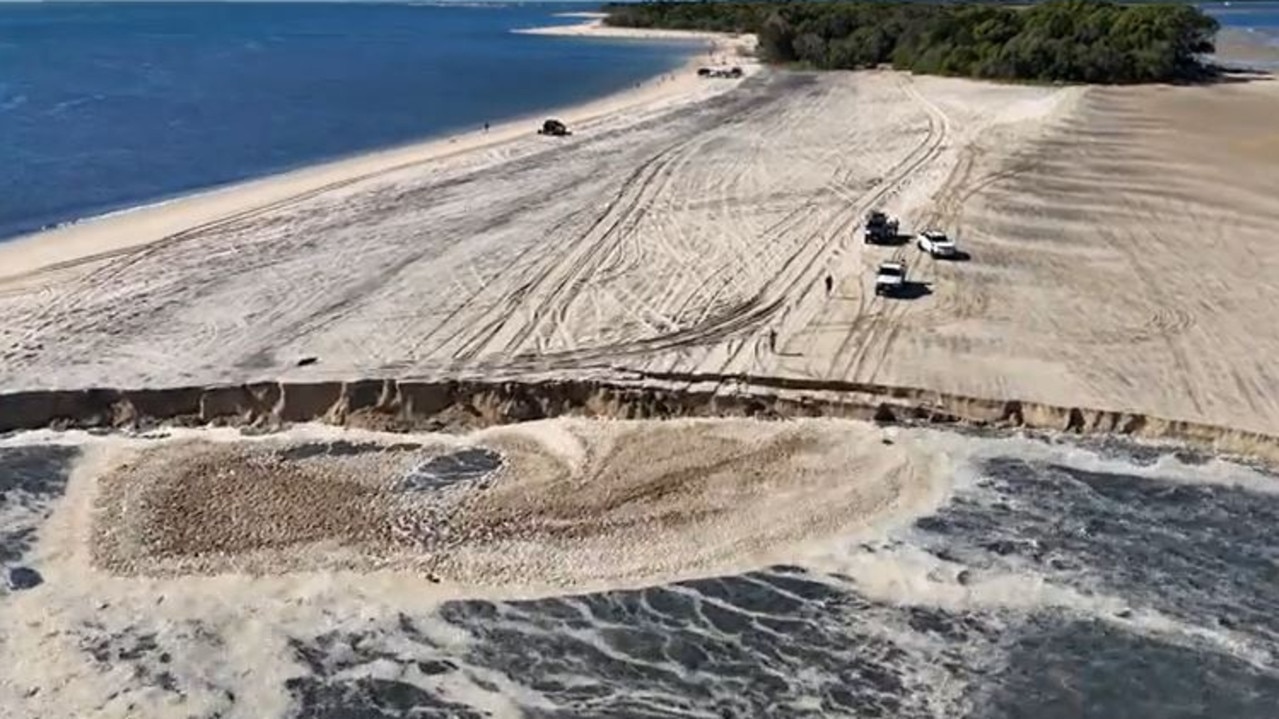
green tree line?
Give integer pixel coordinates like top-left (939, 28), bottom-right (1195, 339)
top-left (602, 1), bottom-right (1219, 83)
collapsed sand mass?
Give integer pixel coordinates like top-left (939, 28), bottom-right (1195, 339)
top-left (90, 419), bottom-right (944, 587)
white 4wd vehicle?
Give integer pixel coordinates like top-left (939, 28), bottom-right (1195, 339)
top-left (874, 261), bottom-right (907, 297)
top-left (916, 230), bottom-right (957, 258)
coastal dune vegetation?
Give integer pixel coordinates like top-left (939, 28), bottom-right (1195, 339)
top-left (603, 0), bottom-right (1220, 83)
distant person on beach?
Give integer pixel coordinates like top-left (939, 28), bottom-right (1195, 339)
top-left (768, 329), bottom-right (778, 353)
top-left (825, 274), bottom-right (833, 296)
top-left (483, 122), bottom-right (489, 133)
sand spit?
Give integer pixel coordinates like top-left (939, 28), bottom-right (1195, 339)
top-left (86, 419), bottom-right (944, 586)
top-left (0, 72), bottom-right (1065, 391)
top-left (6, 28), bottom-right (1279, 716)
top-left (515, 17), bottom-right (757, 53)
top-left (6, 69), bottom-right (1279, 438)
top-left (4, 375), bottom-right (1279, 466)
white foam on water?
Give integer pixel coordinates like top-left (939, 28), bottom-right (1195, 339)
top-left (2, 419), bottom-right (1276, 717)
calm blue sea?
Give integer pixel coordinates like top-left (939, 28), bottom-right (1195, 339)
top-left (1203, 1), bottom-right (1279, 43)
top-left (0, 2), bottom-right (698, 241)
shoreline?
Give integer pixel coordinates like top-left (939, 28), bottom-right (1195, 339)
top-left (0, 21), bottom-right (751, 283)
top-left (1214, 27), bottom-right (1279, 69)
top-left (3, 35), bottom-right (1279, 440)
top-left (515, 17), bottom-right (753, 45)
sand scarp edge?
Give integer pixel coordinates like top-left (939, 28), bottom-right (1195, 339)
top-left (1, 375), bottom-right (1276, 465)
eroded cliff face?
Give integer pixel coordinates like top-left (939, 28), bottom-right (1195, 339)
top-left (3, 373), bottom-right (1276, 464)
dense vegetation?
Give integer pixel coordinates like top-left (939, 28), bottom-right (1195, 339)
top-left (602, 1), bottom-right (1220, 83)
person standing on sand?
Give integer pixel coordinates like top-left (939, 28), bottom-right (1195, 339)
top-left (768, 329), bottom-right (778, 353)
top-left (483, 122), bottom-right (489, 133)
top-left (825, 274), bottom-right (834, 296)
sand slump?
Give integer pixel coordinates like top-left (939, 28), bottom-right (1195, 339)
top-left (4, 374), bottom-right (1279, 465)
top-left (6, 425), bottom-right (1278, 719)
top-left (87, 419), bottom-right (944, 587)
top-left (93, 440), bottom-right (429, 576)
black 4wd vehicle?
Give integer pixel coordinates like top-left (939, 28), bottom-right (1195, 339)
top-left (538, 119), bottom-right (570, 137)
top-left (863, 209), bottom-right (900, 244)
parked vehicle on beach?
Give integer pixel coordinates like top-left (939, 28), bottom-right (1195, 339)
top-left (864, 209), bottom-right (900, 244)
top-left (538, 119), bottom-right (570, 137)
top-left (874, 261), bottom-right (907, 297)
top-left (916, 229), bottom-right (957, 258)
top-left (698, 66), bottom-right (745, 79)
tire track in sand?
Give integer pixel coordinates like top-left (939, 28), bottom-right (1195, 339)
top-left (821, 78), bottom-right (952, 383)
top-left (449, 79), bottom-right (800, 368)
top-left (450, 137), bottom-right (697, 363)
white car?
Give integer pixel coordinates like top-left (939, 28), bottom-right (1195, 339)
top-left (916, 230), bottom-right (957, 258)
top-left (874, 261), bottom-right (907, 297)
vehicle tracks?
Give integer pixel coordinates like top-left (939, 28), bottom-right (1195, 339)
top-left (822, 77), bottom-right (952, 383)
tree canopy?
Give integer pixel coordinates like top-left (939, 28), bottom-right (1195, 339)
top-left (602, 1), bottom-right (1219, 83)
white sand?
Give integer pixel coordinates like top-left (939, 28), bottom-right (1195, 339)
top-left (2, 25), bottom-right (1279, 437)
top-left (516, 17), bottom-right (755, 48)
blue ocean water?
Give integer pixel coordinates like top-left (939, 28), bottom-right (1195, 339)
top-left (1204, 1), bottom-right (1279, 43)
top-left (0, 3), bottom-right (698, 241)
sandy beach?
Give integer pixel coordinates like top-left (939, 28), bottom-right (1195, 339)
top-left (516, 16), bottom-right (754, 44)
top-left (4, 22), bottom-right (1278, 435)
top-left (4, 17), bottom-right (1279, 718)
top-left (1216, 27), bottom-right (1279, 69)
top-left (0, 21), bottom-right (753, 283)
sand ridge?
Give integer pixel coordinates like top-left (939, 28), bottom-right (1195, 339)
top-left (516, 16), bottom-right (758, 50)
